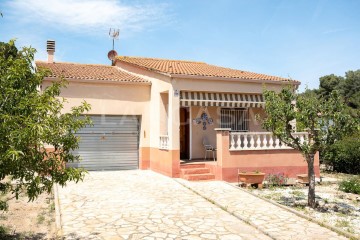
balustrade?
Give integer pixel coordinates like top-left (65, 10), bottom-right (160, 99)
top-left (229, 132), bottom-right (308, 150)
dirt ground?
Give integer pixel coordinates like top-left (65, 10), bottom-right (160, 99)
top-left (0, 191), bottom-right (57, 240)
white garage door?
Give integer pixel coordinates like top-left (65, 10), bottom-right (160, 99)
top-left (69, 115), bottom-right (139, 171)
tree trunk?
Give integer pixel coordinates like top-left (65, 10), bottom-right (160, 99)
top-left (306, 153), bottom-right (316, 208)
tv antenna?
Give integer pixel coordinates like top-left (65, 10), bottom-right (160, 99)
top-left (109, 28), bottom-right (120, 50)
top-left (108, 28), bottom-right (120, 64)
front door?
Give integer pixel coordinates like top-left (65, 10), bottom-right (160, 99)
top-left (180, 108), bottom-right (190, 159)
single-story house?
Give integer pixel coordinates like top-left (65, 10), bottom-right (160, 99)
top-left (36, 41), bottom-right (320, 182)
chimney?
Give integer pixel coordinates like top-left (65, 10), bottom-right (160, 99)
top-left (47, 40), bottom-right (55, 63)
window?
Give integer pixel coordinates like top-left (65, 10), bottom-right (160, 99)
top-left (220, 108), bottom-right (248, 131)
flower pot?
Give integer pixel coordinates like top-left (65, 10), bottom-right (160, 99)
top-left (297, 174), bottom-right (309, 184)
top-left (238, 172), bottom-right (266, 189)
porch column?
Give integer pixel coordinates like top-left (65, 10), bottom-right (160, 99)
top-left (215, 128), bottom-right (231, 168)
top-left (168, 88), bottom-right (180, 177)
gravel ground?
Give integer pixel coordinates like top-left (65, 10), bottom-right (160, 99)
top-left (249, 174), bottom-right (360, 238)
top-left (0, 191), bottom-right (56, 239)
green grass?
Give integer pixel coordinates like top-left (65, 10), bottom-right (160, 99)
top-left (0, 225), bottom-right (10, 235)
top-left (36, 213), bottom-right (45, 225)
top-left (48, 202), bottom-right (55, 212)
top-left (335, 219), bottom-right (350, 228)
top-left (291, 190), bottom-right (306, 198)
top-left (339, 177), bottom-right (360, 194)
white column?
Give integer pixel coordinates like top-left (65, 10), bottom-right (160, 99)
top-left (168, 88), bottom-right (180, 150)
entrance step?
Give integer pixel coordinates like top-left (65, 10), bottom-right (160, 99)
top-left (184, 173), bottom-right (215, 181)
top-left (181, 168), bottom-right (210, 175)
top-left (180, 163), bottom-right (206, 169)
top-left (180, 163), bottom-right (215, 181)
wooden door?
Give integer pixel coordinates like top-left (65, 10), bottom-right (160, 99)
top-left (180, 108), bottom-right (190, 159)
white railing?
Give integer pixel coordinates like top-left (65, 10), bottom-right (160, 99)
top-left (229, 132), bottom-right (308, 151)
top-left (159, 135), bottom-right (169, 150)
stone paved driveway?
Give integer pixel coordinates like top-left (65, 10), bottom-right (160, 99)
top-left (57, 170), bottom-right (270, 240)
top-left (177, 180), bottom-right (348, 240)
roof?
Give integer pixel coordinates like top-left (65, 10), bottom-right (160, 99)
top-left (116, 56), bottom-right (297, 83)
top-left (35, 61), bottom-right (149, 83)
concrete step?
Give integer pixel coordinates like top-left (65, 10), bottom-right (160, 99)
top-left (181, 168), bottom-right (210, 175)
top-left (180, 163), bottom-right (206, 169)
top-left (184, 173), bottom-right (215, 181)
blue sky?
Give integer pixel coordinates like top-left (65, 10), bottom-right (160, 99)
top-left (1, 0), bottom-right (359, 92)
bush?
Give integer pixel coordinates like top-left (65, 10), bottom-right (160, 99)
top-left (265, 173), bottom-right (288, 187)
top-left (339, 177), bottom-right (360, 194)
top-left (322, 135), bottom-right (360, 174)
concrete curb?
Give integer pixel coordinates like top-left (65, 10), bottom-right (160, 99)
top-left (225, 182), bottom-right (358, 240)
top-left (53, 183), bottom-right (63, 237)
top-left (174, 179), bottom-right (276, 240)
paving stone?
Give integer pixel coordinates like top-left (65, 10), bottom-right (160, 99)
top-left (57, 170), bottom-right (271, 239)
top-left (177, 179), bottom-right (348, 240)
top-left (57, 170), bottom-right (348, 239)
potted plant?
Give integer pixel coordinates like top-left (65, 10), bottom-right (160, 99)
top-left (297, 174), bottom-right (309, 184)
top-left (238, 170), bottom-right (266, 189)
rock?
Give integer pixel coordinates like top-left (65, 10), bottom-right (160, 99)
top-left (337, 194), bottom-right (346, 199)
top-left (332, 204), bottom-right (339, 212)
top-left (316, 200), bottom-right (325, 207)
top-left (331, 204), bottom-right (352, 214)
top-left (315, 201), bottom-right (329, 212)
top-left (339, 206), bottom-right (351, 214)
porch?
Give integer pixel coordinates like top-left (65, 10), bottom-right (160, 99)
top-left (175, 130), bottom-right (320, 182)
top-left (155, 90), bottom-right (320, 182)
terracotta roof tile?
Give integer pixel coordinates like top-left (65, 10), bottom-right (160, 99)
top-left (116, 56), bottom-right (297, 83)
top-left (35, 61), bottom-right (149, 83)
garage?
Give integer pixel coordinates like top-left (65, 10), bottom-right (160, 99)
top-left (69, 115), bottom-right (139, 171)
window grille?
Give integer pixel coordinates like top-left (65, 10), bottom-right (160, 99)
top-left (220, 108), bottom-right (248, 131)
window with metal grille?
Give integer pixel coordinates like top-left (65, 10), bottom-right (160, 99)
top-left (220, 108), bottom-right (248, 131)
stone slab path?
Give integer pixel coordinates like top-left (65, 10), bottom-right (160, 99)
top-left (57, 170), bottom-right (270, 239)
top-left (177, 179), bottom-right (348, 240)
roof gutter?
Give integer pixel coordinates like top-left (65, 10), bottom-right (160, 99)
top-left (42, 77), bottom-right (151, 85)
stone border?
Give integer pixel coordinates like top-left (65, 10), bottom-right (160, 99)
top-left (53, 184), bottom-right (63, 237)
top-left (225, 182), bottom-right (358, 240)
top-left (174, 179), bottom-right (276, 239)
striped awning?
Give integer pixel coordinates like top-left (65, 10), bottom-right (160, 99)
top-left (180, 91), bottom-right (264, 108)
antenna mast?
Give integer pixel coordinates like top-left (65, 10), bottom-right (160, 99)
top-left (107, 28), bottom-right (120, 65)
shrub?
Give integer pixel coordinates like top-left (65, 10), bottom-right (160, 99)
top-left (339, 177), bottom-right (360, 194)
top-left (265, 173), bottom-right (288, 187)
top-left (322, 134), bottom-right (360, 174)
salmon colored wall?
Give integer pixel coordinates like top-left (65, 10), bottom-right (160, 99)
top-left (215, 129), bottom-right (320, 182)
top-left (139, 147), bottom-right (150, 170)
top-left (42, 80), bottom-right (151, 149)
top-left (150, 148), bottom-right (180, 177)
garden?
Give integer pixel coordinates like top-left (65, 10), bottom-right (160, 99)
top-left (248, 170), bottom-right (360, 238)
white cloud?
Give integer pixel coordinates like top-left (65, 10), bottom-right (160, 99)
top-left (6, 0), bottom-right (168, 34)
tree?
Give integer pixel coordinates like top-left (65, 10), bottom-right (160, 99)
top-left (318, 74), bottom-right (344, 100)
top-left (318, 70), bottom-right (360, 111)
top-left (0, 40), bottom-right (91, 210)
top-left (262, 87), bottom-right (357, 208)
top-left (342, 70), bottom-right (360, 109)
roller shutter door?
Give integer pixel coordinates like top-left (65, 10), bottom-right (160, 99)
top-left (69, 115), bottom-right (139, 171)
